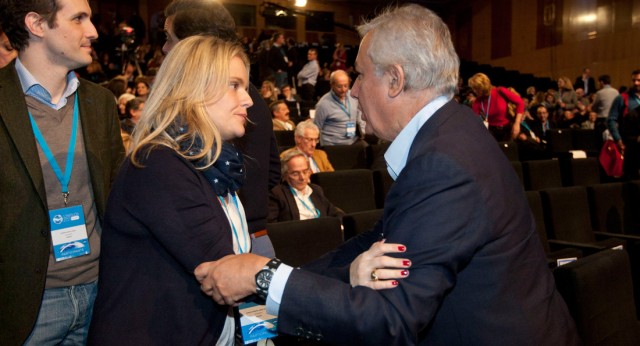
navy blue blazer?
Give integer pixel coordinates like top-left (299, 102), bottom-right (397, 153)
top-left (268, 182), bottom-right (343, 222)
top-left (275, 100), bottom-right (579, 345)
top-left (88, 146), bottom-right (233, 345)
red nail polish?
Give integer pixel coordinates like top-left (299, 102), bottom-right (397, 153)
top-left (401, 270), bottom-right (409, 276)
top-left (403, 260), bottom-right (411, 266)
top-left (398, 246), bottom-right (406, 252)
top-left (392, 281), bottom-right (398, 286)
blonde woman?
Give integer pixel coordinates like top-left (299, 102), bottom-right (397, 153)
top-left (89, 36), bottom-right (253, 345)
top-left (468, 73), bottom-right (525, 141)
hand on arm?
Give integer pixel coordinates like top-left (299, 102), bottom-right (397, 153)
top-left (349, 240), bottom-right (411, 290)
top-left (194, 253), bottom-right (270, 306)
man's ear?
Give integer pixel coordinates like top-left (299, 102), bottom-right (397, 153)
top-left (24, 12), bottom-right (46, 39)
top-left (387, 64), bottom-right (405, 98)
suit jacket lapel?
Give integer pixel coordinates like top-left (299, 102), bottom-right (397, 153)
top-left (76, 83), bottom-right (103, 207)
top-left (407, 100), bottom-right (458, 162)
top-left (283, 184), bottom-right (301, 220)
top-left (0, 62), bottom-right (48, 207)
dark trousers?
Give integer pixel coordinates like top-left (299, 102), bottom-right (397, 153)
top-left (489, 124), bottom-right (513, 142)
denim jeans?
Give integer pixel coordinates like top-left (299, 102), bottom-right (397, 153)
top-left (23, 280), bottom-right (97, 346)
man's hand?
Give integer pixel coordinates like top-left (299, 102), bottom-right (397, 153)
top-left (194, 254), bottom-right (270, 306)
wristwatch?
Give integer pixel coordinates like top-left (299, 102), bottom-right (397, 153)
top-left (255, 258), bottom-right (282, 301)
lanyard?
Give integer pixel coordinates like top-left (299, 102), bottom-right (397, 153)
top-left (480, 94), bottom-right (491, 121)
top-left (218, 193), bottom-right (249, 254)
top-left (331, 92), bottom-right (352, 119)
top-left (28, 96), bottom-right (79, 206)
top-left (289, 186), bottom-right (320, 218)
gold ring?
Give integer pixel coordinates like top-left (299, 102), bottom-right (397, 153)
top-left (371, 270), bottom-right (378, 281)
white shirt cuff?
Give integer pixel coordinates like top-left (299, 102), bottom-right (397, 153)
top-left (265, 263), bottom-right (294, 316)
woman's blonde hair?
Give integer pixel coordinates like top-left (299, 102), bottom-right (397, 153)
top-left (129, 35), bottom-right (249, 169)
top-left (558, 76), bottom-right (574, 91)
top-left (468, 73), bottom-right (493, 97)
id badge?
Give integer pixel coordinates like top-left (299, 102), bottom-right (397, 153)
top-left (49, 205), bottom-right (90, 261)
top-left (236, 301), bottom-right (278, 344)
top-left (346, 122), bottom-right (356, 138)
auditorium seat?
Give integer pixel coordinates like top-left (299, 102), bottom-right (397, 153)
top-left (322, 144), bottom-right (368, 170)
top-left (553, 249), bottom-right (640, 344)
top-left (498, 141), bottom-right (519, 161)
top-left (267, 217), bottom-right (343, 267)
top-left (274, 130), bottom-right (295, 148)
top-left (540, 186), bottom-right (626, 255)
top-left (546, 129), bottom-right (573, 158)
top-left (525, 191), bottom-right (582, 268)
top-left (342, 209), bottom-right (384, 240)
top-left (311, 169), bottom-right (377, 213)
top-left (565, 157), bottom-right (601, 186)
top-left (523, 159), bottom-right (563, 190)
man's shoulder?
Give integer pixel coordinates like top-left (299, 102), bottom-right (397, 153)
top-left (316, 92), bottom-right (333, 106)
top-left (78, 77), bottom-right (116, 102)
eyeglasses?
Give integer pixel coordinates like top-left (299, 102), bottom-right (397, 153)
top-left (288, 169), bottom-right (311, 178)
top-left (301, 137), bottom-right (320, 144)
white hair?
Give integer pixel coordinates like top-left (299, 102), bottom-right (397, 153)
top-left (357, 4), bottom-right (459, 98)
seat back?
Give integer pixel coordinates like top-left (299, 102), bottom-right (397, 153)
top-left (587, 183), bottom-right (625, 234)
top-left (572, 129), bottom-right (601, 155)
top-left (372, 169), bottom-right (394, 209)
top-left (523, 159), bottom-right (563, 190)
top-left (553, 250), bottom-right (640, 345)
top-left (547, 129), bottom-right (573, 156)
top-left (342, 209), bottom-right (384, 240)
top-left (498, 141), bottom-right (519, 161)
top-left (274, 130), bottom-right (295, 148)
top-left (267, 217), bottom-right (343, 267)
top-left (322, 144), bottom-right (368, 170)
top-left (311, 169), bottom-right (376, 213)
top-left (525, 191), bottom-right (551, 253)
top-left (568, 157), bottom-right (601, 186)
top-left (541, 186), bottom-right (595, 243)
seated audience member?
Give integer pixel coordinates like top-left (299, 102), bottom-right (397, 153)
top-left (134, 76), bottom-right (150, 100)
top-left (120, 97), bottom-right (145, 151)
top-left (271, 100), bottom-right (295, 131)
top-left (531, 104), bottom-right (555, 141)
top-left (281, 120), bottom-right (334, 173)
top-left (268, 149), bottom-right (343, 222)
top-left (117, 92), bottom-right (136, 119)
top-left (278, 84), bottom-right (302, 123)
top-left (261, 80), bottom-right (278, 104)
top-left (581, 111), bottom-right (597, 129)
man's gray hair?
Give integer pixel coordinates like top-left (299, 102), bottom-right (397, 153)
top-left (357, 4), bottom-right (459, 98)
top-left (294, 120), bottom-right (319, 137)
top-left (280, 148), bottom-right (309, 177)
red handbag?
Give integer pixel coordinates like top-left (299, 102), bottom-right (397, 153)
top-left (599, 140), bottom-right (624, 177)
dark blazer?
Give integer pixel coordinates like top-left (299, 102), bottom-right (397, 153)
top-left (0, 61), bottom-right (124, 345)
top-left (276, 101), bottom-right (579, 345)
top-left (88, 146), bottom-right (232, 345)
top-left (574, 76), bottom-right (597, 96)
top-left (268, 182), bottom-right (343, 223)
top-left (235, 83), bottom-right (281, 234)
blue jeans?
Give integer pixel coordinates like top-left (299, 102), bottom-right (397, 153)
top-left (23, 280), bottom-right (98, 346)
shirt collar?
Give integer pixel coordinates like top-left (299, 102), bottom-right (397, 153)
top-left (15, 57), bottom-right (80, 110)
top-left (384, 95), bottom-right (450, 180)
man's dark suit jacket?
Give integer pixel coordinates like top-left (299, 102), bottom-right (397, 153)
top-left (235, 83), bottom-right (281, 234)
top-left (574, 76), bottom-right (597, 96)
top-left (268, 182), bottom-right (343, 223)
top-left (276, 100), bottom-right (579, 345)
top-left (0, 61), bottom-right (124, 345)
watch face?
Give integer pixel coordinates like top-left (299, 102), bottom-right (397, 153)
top-left (257, 270), bottom-right (273, 289)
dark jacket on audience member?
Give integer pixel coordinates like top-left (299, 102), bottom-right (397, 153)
top-left (268, 182), bottom-right (343, 222)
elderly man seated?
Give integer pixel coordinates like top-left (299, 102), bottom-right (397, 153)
top-left (268, 149), bottom-right (343, 222)
top-left (281, 120), bottom-right (334, 173)
top-left (271, 100), bottom-right (296, 131)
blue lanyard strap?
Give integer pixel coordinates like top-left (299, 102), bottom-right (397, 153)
top-left (331, 92), bottom-right (352, 119)
top-left (218, 193), bottom-right (249, 254)
top-left (28, 95), bottom-right (79, 205)
top-left (480, 94), bottom-right (491, 121)
top-left (289, 186), bottom-right (320, 218)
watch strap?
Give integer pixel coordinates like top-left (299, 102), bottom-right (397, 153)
top-left (255, 258), bottom-right (282, 300)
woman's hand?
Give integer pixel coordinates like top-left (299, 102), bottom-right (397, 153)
top-left (349, 240), bottom-right (411, 290)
